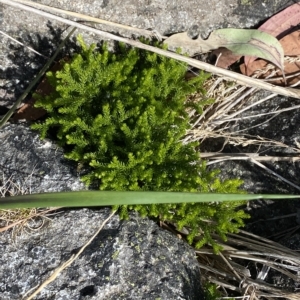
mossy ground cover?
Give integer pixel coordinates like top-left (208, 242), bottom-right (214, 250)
top-left (31, 36), bottom-right (249, 252)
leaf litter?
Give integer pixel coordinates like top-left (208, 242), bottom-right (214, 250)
top-left (164, 28), bottom-right (285, 75)
top-left (240, 29), bottom-right (300, 86)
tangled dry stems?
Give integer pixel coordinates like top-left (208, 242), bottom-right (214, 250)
top-left (0, 173), bottom-right (60, 237)
top-left (181, 65), bottom-right (300, 298)
top-left (185, 65), bottom-right (300, 153)
top-left (196, 230), bottom-right (300, 300)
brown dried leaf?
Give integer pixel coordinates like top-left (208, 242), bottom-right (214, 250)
top-left (163, 32), bottom-right (214, 55)
top-left (257, 3), bottom-right (300, 39)
top-left (211, 48), bottom-right (242, 69)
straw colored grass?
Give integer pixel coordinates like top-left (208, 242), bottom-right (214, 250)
top-left (0, 172), bottom-right (60, 236)
top-left (168, 220), bottom-right (300, 300)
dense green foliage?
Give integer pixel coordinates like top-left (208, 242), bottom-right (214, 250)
top-left (32, 36), bottom-right (249, 252)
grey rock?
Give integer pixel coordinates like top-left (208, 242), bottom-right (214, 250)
top-left (0, 122), bottom-right (203, 299)
top-left (0, 123), bottom-right (85, 195)
top-left (0, 208), bottom-right (204, 300)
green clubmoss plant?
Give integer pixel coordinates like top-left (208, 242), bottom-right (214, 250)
top-left (203, 282), bottom-right (234, 300)
top-left (32, 36), bottom-right (249, 252)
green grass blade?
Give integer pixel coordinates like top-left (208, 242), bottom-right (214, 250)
top-left (0, 191), bottom-right (299, 209)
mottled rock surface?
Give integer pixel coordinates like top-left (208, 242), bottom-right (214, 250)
top-left (0, 208), bottom-right (203, 300)
top-left (0, 124), bottom-right (203, 299)
top-left (0, 123), bottom-right (85, 194)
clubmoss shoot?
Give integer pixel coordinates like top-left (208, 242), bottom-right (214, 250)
top-left (32, 36), bottom-right (249, 253)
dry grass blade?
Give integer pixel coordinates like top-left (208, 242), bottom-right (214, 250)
top-left (13, 0), bottom-right (165, 39)
top-left (0, 207), bottom-right (60, 233)
top-left (0, 29), bottom-right (48, 58)
top-left (24, 210), bottom-right (116, 300)
top-left (250, 158), bottom-right (300, 191)
top-left (185, 129), bottom-right (300, 153)
top-left (201, 152), bottom-right (300, 163)
top-left (215, 103), bottom-right (300, 124)
top-left (0, 26), bottom-right (76, 128)
top-left (0, 172), bottom-right (61, 235)
top-left (196, 229), bottom-right (300, 299)
top-left (185, 77), bottom-right (299, 147)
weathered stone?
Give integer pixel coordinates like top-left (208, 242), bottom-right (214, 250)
top-left (0, 123), bottom-right (85, 194)
top-left (0, 124), bottom-right (203, 299)
top-left (0, 208), bottom-right (204, 300)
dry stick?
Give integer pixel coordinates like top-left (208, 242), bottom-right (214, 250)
top-left (220, 93), bottom-right (278, 122)
top-left (232, 112), bottom-right (280, 135)
top-left (228, 251), bottom-right (300, 266)
top-left (217, 74), bottom-right (277, 122)
top-left (230, 230), bottom-right (299, 256)
top-left (191, 84), bottom-right (251, 131)
top-left (199, 263), bottom-right (296, 299)
top-left (223, 254), bottom-right (299, 277)
top-left (208, 268), bottom-right (286, 295)
top-left (198, 248), bottom-right (300, 267)
top-left (199, 257), bottom-right (298, 297)
top-left (186, 130), bottom-right (300, 153)
top-left (258, 293), bottom-right (299, 300)
top-left (25, 210), bottom-right (116, 300)
top-left (248, 213), bottom-right (297, 224)
top-left (264, 70), bottom-right (300, 82)
top-left (12, 0), bottom-right (165, 39)
top-left (200, 88), bottom-right (251, 130)
top-left (201, 153), bottom-right (300, 163)
top-left (198, 250), bottom-right (300, 298)
top-left (250, 158), bottom-right (300, 191)
top-left (218, 87), bottom-right (256, 115)
top-left (0, 207), bottom-right (61, 232)
top-left (0, 29), bottom-right (49, 58)
top-left (269, 225), bottom-right (300, 240)
top-left (3, 0), bottom-right (300, 99)
top-left (0, 26), bottom-right (77, 128)
top-left (198, 233), bottom-right (300, 299)
top-left (197, 262), bottom-right (238, 281)
top-left (211, 102), bottom-right (300, 125)
top-left (218, 251), bottom-right (242, 282)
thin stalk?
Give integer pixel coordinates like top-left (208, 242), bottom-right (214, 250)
top-left (13, 0), bottom-right (164, 39)
top-left (2, 0), bottom-right (300, 99)
top-left (0, 26), bottom-right (76, 128)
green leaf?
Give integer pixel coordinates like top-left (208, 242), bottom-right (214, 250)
top-left (209, 28), bottom-right (284, 72)
top-left (164, 28), bottom-right (284, 72)
top-left (0, 191), bottom-right (299, 209)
